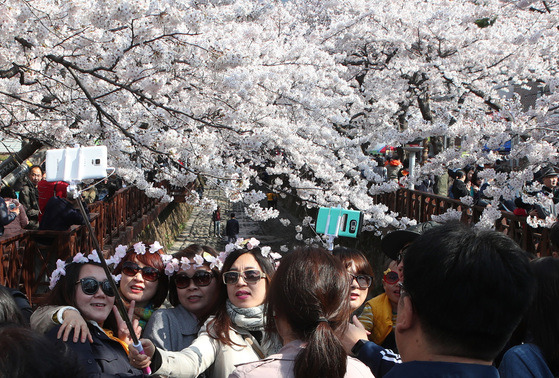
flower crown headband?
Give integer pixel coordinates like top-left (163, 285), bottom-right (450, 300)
top-left (225, 237), bottom-right (282, 264)
top-left (49, 241), bottom-right (165, 290)
top-left (162, 237), bottom-right (283, 277)
top-left (162, 252), bottom-right (227, 276)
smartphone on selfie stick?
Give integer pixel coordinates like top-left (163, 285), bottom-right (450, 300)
top-left (46, 145), bottom-right (151, 374)
top-left (315, 207), bottom-right (363, 250)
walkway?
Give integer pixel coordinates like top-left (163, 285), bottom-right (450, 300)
top-left (169, 189), bottom-right (300, 253)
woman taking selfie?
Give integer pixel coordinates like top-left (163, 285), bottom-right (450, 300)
top-left (129, 246), bottom-right (280, 378)
top-left (44, 254), bottom-right (143, 377)
top-left (31, 241), bottom-right (168, 343)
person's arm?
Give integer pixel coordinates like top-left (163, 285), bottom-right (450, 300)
top-left (131, 321), bottom-right (219, 377)
top-left (17, 202), bottom-right (29, 228)
top-left (340, 316), bottom-right (400, 377)
top-left (0, 199), bottom-right (16, 226)
top-left (18, 186), bottom-right (34, 213)
top-left (30, 305), bottom-right (92, 343)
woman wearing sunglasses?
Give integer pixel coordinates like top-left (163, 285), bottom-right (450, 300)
top-left (31, 241), bottom-right (168, 343)
top-left (358, 259), bottom-right (400, 352)
top-left (143, 244), bottom-right (222, 352)
top-left (332, 247), bottom-right (374, 317)
top-left (112, 243), bottom-right (169, 330)
top-left (44, 256), bottom-right (144, 377)
top-left (129, 247), bottom-right (281, 378)
top-left (231, 246), bottom-right (374, 378)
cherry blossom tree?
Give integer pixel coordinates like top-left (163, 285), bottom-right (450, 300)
top-left (1, 0), bottom-right (558, 234)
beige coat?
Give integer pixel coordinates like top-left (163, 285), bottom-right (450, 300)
top-left (229, 340), bottom-right (375, 378)
top-left (154, 316), bottom-right (279, 378)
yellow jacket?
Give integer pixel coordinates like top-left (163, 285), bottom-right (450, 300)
top-left (358, 292), bottom-right (394, 345)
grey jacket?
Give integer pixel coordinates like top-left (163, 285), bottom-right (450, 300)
top-left (143, 305), bottom-right (200, 351)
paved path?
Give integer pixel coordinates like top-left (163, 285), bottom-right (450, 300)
top-left (169, 189), bottom-right (300, 253)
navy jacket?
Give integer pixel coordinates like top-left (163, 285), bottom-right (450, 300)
top-left (47, 323), bottom-right (144, 377)
top-left (39, 197), bottom-right (88, 231)
top-left (225, 218), bottom-right (240, 237)
top-left (384, 361), bottom-right (498, 378)
top-left (355, 340), bottom-right (401, 377)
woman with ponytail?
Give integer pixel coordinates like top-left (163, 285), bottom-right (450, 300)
top-left (231, 246), bottom-right (374, 378)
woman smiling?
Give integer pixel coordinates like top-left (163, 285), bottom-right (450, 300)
top-left (129, 246), bottom-right (281, 378)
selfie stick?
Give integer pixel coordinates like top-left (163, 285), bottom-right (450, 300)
top-left (69, 184), bottom-right (152, 375)
top-left (323, 207), bottom-right (341, 251)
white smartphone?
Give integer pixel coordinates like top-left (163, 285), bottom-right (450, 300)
top-left (45, 146), bottom-right (108, 182)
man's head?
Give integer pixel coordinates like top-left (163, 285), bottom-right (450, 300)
top-left (230, 213), bottom-right (235, 219)
top-left (28, 165), bottom-right (43, 186)
top-left (381, 221), bottom-right (440, 280)
top-left (397, 222), bottom-right (534, 363)
top-left (454, 169), bottom-right (466, 181)
top-left (536, 166), bottom-right (558, 188)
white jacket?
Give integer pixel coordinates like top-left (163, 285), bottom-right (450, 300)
top-left (154, 316), bottom-right (279, 378)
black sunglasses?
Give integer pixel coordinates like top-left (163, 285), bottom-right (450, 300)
top-left (222, 270), bottom-right (266, 285)
top-left (122, 261), bottom-right (160, 282)
top-left (349, 273), bottom-right (372, 289)
top-left (175, 271), bottom-right (215, 289)
top-left (76, 277), bottom-right (115, 297)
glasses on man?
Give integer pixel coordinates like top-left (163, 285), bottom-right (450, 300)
top-left (398, 281), bottom-right (408, 297)
top-left (222, 270), bottom-right (266, 285)
top-left (396, 244), bottom-right (411, 265)
top-left (76, 277), bottom-right (115, 297)
top-left (383, 270), bottom-right (399, 285)
top-left (175, 271), bottom-right (215, 289)
top-left (121, 261), bottom-right (160, 282)
top-left (349, 273), bottom-right (373, 289)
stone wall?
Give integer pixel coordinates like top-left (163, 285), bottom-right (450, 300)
top-left (137, 202), bottom-right (194, 249)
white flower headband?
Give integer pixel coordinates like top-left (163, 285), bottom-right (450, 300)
top-left (224, 237), bottom-right (282, 262)
top-left (49, 241), bottom-right (165, 290)
top-left (162, 252), bottom-right (227, 276)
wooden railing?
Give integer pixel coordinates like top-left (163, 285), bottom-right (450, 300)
top-left (0, 186), bottom-right (167, 304)
top-left (373, 188), bottom-right (551, 256)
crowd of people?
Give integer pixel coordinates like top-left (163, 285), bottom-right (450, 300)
top-left (373, 153), bottom-right (559, 220)
top-left (0, 217), bottom-right (557, 377)
top-left (0, 164), bottom-right (124, 238)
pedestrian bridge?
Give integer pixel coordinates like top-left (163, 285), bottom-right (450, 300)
top-left (0, 186), bottom-right (550, 305)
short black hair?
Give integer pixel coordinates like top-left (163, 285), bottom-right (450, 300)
top-left (402, 222), bottom-right (534, 361)
top-left (0, 324), bottom-right (86, 377)
top-left (454, 169), bottom-right (466, 180)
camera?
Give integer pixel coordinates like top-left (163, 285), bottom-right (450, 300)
top-left (45, 146), bottom-right (108, 182)
top-left (8, 202), bottom-right (16, 210)
top-left (315, 207), bottom-right (363, 238)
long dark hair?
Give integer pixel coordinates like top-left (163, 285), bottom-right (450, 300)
top-left (266, 247), bottom-right (351, 378)
top-left (168, 244), bottom-right (223, 325)
top-left (526, 257), bottom-right (559, 375)
top-left (112, 244), bottom-right (169, 308)
top-left (209, 247), bottom-right (274, 346)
